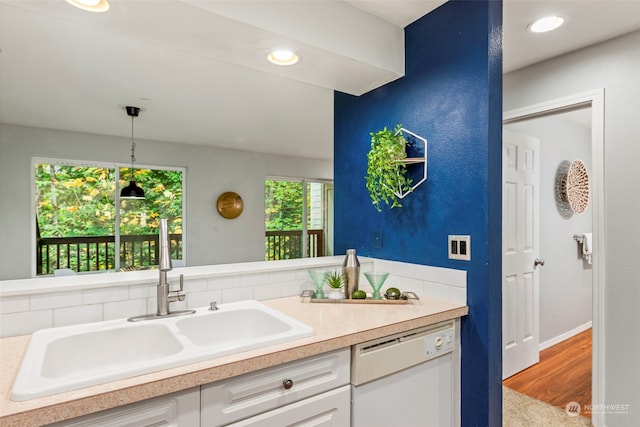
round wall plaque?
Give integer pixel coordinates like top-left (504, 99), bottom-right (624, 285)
top-left (216, 192), bottom-right (244, 219)
top-left (565, 160), bottom-right (590, 214)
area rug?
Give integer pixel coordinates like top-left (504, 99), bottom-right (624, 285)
top-left (503, 386), bottom-right (592, 427)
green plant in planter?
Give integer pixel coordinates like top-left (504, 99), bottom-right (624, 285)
top-left (365, 124), bottom-right (413, 212)
top-left (326, 270), bottom-right (345, 289)
top-left (325, 270), bottom-right (346, 299)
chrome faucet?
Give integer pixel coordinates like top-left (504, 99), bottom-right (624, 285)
top-left (128, 219), bottom-right (195, 322)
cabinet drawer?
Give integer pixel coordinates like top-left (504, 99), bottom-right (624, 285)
top-left (225, 385), bottom-right (351, 427)
top-left (47, 388), bottom-right (200, 427)
top-left (201, 348), bottom-right (350, 426)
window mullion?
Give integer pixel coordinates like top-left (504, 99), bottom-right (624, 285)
top-left (114, 166), bottom-right (121, 271)
top-left (302, 180), bottom-right (308, 258)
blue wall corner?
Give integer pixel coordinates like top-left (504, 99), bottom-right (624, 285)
top-left (334, 1), bottom-right (503, 425)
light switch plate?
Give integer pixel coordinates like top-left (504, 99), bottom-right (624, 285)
top-left (448, 235), bottom-right (471, 261)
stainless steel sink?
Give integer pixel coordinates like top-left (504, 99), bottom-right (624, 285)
top-left (11, 300), bottom-right (314, 401)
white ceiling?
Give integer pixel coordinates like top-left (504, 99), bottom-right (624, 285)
top-left (1, 0), bottom-right (639, 160)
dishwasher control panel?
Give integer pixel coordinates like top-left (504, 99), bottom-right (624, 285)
top-left (351, 321), bottom-right (456, 386)
top-left (423, 327), bottom-right (455, 360)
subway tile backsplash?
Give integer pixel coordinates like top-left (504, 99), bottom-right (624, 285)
top-left (0, 258), bottom-right (466, 338)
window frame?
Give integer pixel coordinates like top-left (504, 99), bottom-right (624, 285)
top-left (31, 157), bottom-right (187, 277)
top-left (265, 175), bottom-right (333, 260)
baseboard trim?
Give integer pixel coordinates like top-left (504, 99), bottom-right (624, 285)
top-left (539, 321), bottom-right (593, 352)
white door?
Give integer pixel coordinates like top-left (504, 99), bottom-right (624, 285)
top-left (502, 129), bottom-right (542, 379)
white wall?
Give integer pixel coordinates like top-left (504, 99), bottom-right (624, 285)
top-left (504, 30), bottom-right (640, 426)
top-left (0, 124), bottom-right (333, 280)
top-left (506, 114), bottom-right (592, 347)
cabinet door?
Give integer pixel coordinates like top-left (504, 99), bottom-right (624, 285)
top-left (225, 385), bottom-right (350, 427)
top-left (201, 348), bottom-right (349, 426)
top-left (47, 388), bottom-right (200, 427)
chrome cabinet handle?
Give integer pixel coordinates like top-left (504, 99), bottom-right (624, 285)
top-left (282, 379), bottom-right (293, 390)
top-left (534, 258), bottom-right (545, 267)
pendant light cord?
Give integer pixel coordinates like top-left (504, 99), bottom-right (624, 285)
top-left (130, 115), bottom-right (136, 180)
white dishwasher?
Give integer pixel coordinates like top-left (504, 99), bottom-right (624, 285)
top-left (351, 321), bottom-right (457, 427)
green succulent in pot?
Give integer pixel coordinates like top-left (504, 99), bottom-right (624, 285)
top-left (325, 270), bottom-right (346, 300)
top-left (326, 270), bottom-right (345, 289)
top-left (365, 124), bottom-right (413, 212)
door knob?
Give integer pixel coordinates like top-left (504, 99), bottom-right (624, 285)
top-left (534, 258), bottom-right (545, 267)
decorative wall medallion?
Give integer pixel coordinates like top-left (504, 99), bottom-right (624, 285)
top-left (554, 160), bottom-right (573, 219)
top-left (562, 159), bottom-right (590, 214)
top-left (216, 192), bottom-right (244, 219)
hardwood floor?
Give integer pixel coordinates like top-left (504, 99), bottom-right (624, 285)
top-left (503, 328), bottom-right (592, 418)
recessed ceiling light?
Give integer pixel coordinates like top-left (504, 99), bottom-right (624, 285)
top-left (267, 50), bottom-right (300, 66)
top-left (528, 16), bottom-right (565, 33)
top-left (65, 0), bottom-right (110, 13)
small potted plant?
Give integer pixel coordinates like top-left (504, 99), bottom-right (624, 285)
top-left (326, 270), bottom-right (345, 299)
top-left (365, 124), bottom-right (413, 212)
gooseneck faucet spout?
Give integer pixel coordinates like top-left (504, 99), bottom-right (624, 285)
top-left (157, 219), bottom-right (177, 316)
top-left (128, 219), bottom-right (195, 322)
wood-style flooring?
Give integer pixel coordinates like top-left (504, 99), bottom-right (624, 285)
top-left (503, 328), bottom-right (592, 418)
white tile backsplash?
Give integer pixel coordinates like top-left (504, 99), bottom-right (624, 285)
top-left (187, 290), bottom-right (222, 309)
top-left (0, 295), bottom-right (29, 314)
top-left (103, 299), bottom-right (147, 321)
top-left (31, 291), bottom-right (83, 310)
top-left (207, 275), bottom-right (241, 290)
top-left (146, 298), bottom-right (157, 315)
top-left (182, 278), bottom-right (207, 293)
top-left (0, 257), bottom-right (466, 338)
top-left (423, 282), bottom-right (452, 301)
top-left (280, 280), bottom-right (306, 297)
top-left (1, 310), bottom-right (53, 337)
top-left (222, 286), bottom-right (253, 304)
top-left (54, 304), bottom-right (103, 327)
top-left (83, 287), bottom-right (129, 305)
top-left (239, 274), bottom-right (268, 287)
top-left (450, 287), bottom-right (467, 305)
top-left (252, 283), bottom-right (282, 301)
top-left (268, 271), bottom-right (297, 283)
top-left (129, 284), bottom-right (157, 299)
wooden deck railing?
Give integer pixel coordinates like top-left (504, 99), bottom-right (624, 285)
top-left (38, 229), bottom-right (325, 274)
top-left (265, 229), bottom-right (324, 260)
top-left (37, 234), bottom-right (182, 275)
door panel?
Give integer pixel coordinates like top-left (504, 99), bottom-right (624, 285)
top-left (502, 129), bottom-right (541, 379)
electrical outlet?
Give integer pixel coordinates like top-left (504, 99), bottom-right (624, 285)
top-left (448, 235), bottom-right (471, 261)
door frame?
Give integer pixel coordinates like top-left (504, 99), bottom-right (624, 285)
top-left (503, 88), bottom-right (605, 426)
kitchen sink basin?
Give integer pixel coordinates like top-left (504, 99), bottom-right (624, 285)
top-left (41, 323), bottom-right (183, 379)
top-left (175, 307), bottom-right (294, 347)
top-left (11, 300), bottom-right (314, 401)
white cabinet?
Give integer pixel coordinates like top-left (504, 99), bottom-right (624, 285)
top-left (47, 349), bottom-right (350, 427)
top-left (226, 385), bottom-right (350, 427)
top-left (47, 388), bottom-right (200, 427)
top-left (201, 348), bottom-right (350, 426)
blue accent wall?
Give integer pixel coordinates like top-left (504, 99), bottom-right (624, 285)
top-left (334, 1), bottom-right (503, 425)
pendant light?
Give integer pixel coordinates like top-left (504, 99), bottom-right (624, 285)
top-left (120, 106), bottom-right (145, 199)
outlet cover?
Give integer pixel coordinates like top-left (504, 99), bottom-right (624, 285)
top-left (448, 235), bottom-right (471, 261)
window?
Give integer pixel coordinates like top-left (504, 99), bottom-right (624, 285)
top-left (265, 178), bottom-right (333, 260)
top-left (34, 159), bottom-right (184, 275)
